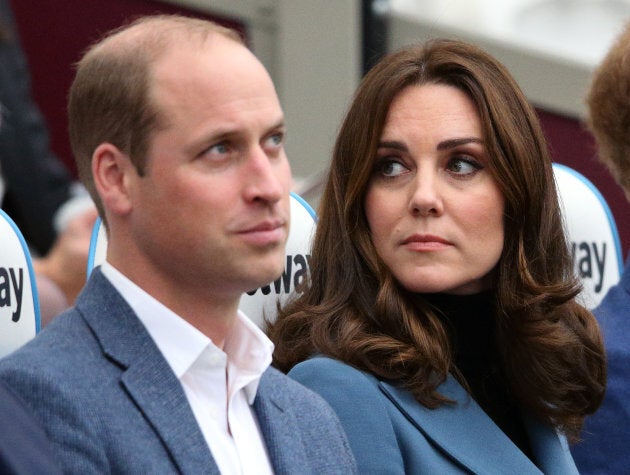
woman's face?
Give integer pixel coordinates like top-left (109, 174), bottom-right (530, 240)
top-left (365, 83), bottom-right (505, 295)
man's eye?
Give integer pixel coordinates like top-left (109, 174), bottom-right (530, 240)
top-left (208, 143), bottom-right (229, 155)
top-left (265, 132), bottom-right (284, 149)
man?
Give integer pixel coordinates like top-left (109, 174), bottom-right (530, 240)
top-left (0, 15), bottom-right (356, 474)
top-left (569, 21), bottom-right (630, 475)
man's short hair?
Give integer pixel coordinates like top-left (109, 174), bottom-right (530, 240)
top-left (68, 15), bottom-right (243, 220)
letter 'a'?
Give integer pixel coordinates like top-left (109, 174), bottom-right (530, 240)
top-left (554, 163), bottom-right (623, 308)
top-left (0, 209), bottom-right (40, 357)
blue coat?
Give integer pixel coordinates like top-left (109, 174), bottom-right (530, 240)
top-left (290, 356), bottom-right (578, 474)
top-left (571, 257), bottom-right (630, 474)
top-left (0, 269), bottom-right (357, 474)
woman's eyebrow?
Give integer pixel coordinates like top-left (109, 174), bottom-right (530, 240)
top-left (437, 137), bottom-right (483, 150)
top-left (377, 140), bottom-right (408, 151)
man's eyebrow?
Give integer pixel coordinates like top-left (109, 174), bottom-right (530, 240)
top-left (218, 118), bottom-right (286, 137)
top-left (196, 117), bottom-right (287, 145)
top-left (270, 119), bottom-right (286, 129)
top-left (265, 119), bottom-right (286, 135)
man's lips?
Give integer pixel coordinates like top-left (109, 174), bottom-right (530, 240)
top-left (236, 219), bottom-right (287, 246)
top-left (240, 220), bottom-right (286, 233)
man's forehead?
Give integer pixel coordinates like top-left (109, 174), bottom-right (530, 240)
top-left (150, 34), bottom-right (250, 78)
top-left (150, 35), bottom-right (268, 95)
top-left (98, 20), bottom-right (240, 71)
top-left (146, 37), bottom-right (280, 130)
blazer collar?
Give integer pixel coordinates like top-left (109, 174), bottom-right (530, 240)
top-left (379, 376), bottom-right (576, 474)
top-left (76, 269), bottom-right (220, 474)
top-left (253, 368), bottom-right (310, 472)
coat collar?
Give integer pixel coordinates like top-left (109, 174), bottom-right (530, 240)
top-left (378, 376), bottom-right (577, 475)
top-left (76, 269), bottom-right (220, 474)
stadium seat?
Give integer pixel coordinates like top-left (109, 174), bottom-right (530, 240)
top-left (0, 209), bottom-right (40, 357)
top-left (553, 163), bottom-right (623, 308)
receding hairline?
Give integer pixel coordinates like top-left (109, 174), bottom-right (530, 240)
top-left (67, 14), bottom-right (246, 217)
top-left (83, 14), bottom-right (244, 65)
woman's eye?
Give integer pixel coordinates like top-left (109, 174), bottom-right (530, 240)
top-left (447, 157), bottom-right (481, 176)
top-left (377, 159), bottom-right (408, 178)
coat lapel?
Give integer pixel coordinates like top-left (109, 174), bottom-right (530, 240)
top-left (77, 270), bottom-right (219, 475)
top-left (379, 376), bottom-right (543, 474)
top-left (524, 415), bottom-right (578, 475)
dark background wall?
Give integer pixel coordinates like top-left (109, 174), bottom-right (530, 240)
top-left (9, 0), bottom-right (242, 175)
top-left (536, 109), bottom-right (628, 256)
top-left (10, 0), bottom-right (629, 256)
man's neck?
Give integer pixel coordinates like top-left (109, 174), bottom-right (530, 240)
top-left (104, 259), bottom-right (241, 348)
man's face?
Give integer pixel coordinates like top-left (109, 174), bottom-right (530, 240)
top-left (127, 36), bottom-right (291, 302)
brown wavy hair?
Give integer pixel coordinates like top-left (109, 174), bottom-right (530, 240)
top-left (269, 39), bottom-right (605, 442)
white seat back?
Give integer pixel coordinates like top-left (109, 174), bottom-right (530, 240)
top-left (0, 209), bottom-right (40, 357)
top-left (553, 163), bottom-right (623, 309)
top-left (239, 193), bottom-right (316, 327)
top-left (87, 192), bottom-right (317, 328)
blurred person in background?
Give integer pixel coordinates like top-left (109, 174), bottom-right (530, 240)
top-left (570, 20), bottom-right (630, 474)
top-left (0, 380), bottom-right (61, 474)
top-left (0, 0), bottom-right (95, 324)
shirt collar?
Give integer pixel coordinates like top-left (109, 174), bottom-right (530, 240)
top-left (100, 262), bottom-right (273, 403)
top-left (225, 308), bottom-right (274, 403)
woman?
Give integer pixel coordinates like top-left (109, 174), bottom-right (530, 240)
top-left (269, 39), bottom-right (605, 474)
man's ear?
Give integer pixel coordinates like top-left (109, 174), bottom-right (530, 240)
top-left (92, 143), bottom-right (136, 217)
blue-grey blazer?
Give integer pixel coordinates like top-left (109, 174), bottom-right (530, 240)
top-left (290, 356), bottom-right (578, 474)
top-left (0, 269), bottom-right (357, 474)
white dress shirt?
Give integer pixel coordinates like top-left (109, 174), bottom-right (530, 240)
top-left (101, 262), bottom-right (274, 475)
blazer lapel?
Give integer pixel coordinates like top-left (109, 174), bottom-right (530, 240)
top-left (120, 356), bottom-right (220, 475)
top-left (78, 270), bottom-right (219, 475)
top-left (253, 369), bottom-right (310, 474)
top-left (379, 376), bottom-right (543, 474)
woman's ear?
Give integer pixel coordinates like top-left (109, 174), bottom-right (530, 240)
top-left (92, 143), bottom-right (136, 218)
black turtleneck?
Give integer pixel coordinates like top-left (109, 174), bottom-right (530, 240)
top-left (424, 292), bottom-right (533, 461)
